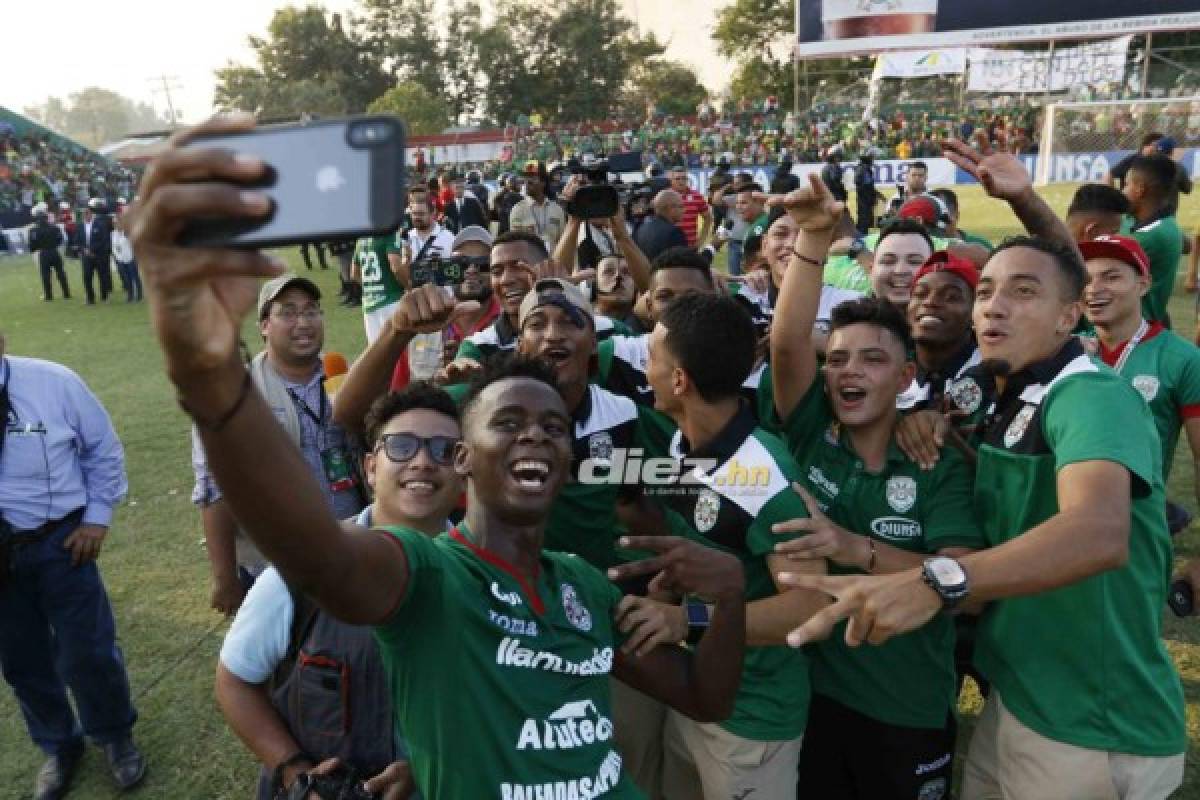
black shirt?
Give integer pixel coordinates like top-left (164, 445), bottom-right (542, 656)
top-left (633, 214), bottom-right (687, 262)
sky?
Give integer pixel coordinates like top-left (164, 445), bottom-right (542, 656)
top-left (6, 0), bottom-right (736, 133)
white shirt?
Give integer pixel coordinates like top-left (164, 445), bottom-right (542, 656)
top-left (111, 230), bottom-right (134, 263)
top-left (404, 223), bottom-right (454, 261)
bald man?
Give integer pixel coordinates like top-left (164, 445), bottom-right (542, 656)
top-left (634, 189), bottom-right (688, 262)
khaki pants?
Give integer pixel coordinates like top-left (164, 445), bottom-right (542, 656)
top-left (611, 678), bottom-right (667, 800)
top-left (661, 709), bottom-right (803, 800)
top-left (962, 691), bottom-right (1184, 800)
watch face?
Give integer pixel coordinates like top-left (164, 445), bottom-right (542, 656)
top-left (930, 557), bottom-right (966, 587)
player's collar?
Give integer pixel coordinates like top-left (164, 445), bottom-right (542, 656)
top-left (672, 401), bottom-right (757, 463)
top-left (451, 524), bottom-right (546, 615)
top-left (1098, 320), bottom-right (1164, 367)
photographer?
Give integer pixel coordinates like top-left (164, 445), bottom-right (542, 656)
top-left (216, 385), bottom-right (462, 800)
top-left (386, 189), bottom-right (454, 293)
top-left (553, 174), bottom-right (652, 294)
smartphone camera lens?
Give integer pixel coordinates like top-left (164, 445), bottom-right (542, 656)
top-left (350, 121), bottom-right (392, 148)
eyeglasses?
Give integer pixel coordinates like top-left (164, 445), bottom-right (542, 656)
top-left (377, 433), bottom-right (459, 465)
top-left (272, 307), bottom-right (323, 323)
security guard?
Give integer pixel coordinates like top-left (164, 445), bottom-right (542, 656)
top-left (28, 203), bottom-right (71, 302)
top-left (0, 331), bottom-right (144, 799)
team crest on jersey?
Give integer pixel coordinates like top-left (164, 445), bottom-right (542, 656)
top-left (588, 431), bottom-right (614, 467)
top-left (1132, 375), bottom-right (1160, 403)
top-left (560, 583), bottom-right (592, 632)
top-left (694, 489), bottom-right (721, 533)
top-left (947, 377), bottom-right (983, 414)
top-left (917, 777), bottom-right (947, 800)
top-left (1004, 404), bottom-right (1037, 448)
top-left (886, 476), bottom-right (917, 513)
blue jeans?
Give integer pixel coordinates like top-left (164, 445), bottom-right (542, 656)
top-left (727, 240), bottom-right (744, 276)
top-left (0, 516), bottom-right (137, 755)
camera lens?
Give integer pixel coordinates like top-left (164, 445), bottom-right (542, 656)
top-left (349, 121), bottom-right (392, 148)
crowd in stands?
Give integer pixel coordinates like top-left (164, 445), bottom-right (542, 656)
top-left (0, 127), bottom-right (136, 226)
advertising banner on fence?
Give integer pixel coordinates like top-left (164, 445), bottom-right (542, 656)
top-left (795, 0), bottom-right (1200, 58)
top-left (966, 36), bottom-right (1132, 93)
top-left (874, 48), bottom-right (967, 78)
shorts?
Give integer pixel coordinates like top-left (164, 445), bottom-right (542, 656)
top-left (798, 692), bottom-right (954, 800)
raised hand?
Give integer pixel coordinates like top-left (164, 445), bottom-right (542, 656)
top-left (607, 536), bottom-right (744, 602)
top-left (771, 483), bottom-right (868, 570)
top-left (942, 139), bottom-right (1033, 204)
top-left (390, 283), bottom-right (481, 335)
top-left (774, 569), bottom-right (941, 648)
top-left (767, 172), bottom-right (845, 232)
top-left (125, 113), bottom-right (285, 379)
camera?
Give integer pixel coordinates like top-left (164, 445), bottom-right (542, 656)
top-left (410, 253), bottom-right (490, 288)
top-left (565, 151), bottom-right (643, 219)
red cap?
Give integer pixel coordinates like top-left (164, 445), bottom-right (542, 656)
top-left (914, 250), bottom-right (979, 290)
top-left (1078, 234), bottom-right (1150, 277)
top-left (898, 195), bottom-right (942, 228)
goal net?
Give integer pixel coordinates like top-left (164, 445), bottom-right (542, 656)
top-left (1035, 97), bottom-right (1198, 186)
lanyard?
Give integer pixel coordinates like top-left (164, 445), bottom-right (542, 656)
top-left (529, 201), bottom-right (547, 236)
top-left (1113, 319), bottom-right (1149, 376)
top-left (287, 383), bottom-right (328, 437)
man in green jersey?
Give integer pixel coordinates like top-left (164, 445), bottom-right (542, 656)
top-left (1082, 233), bottom-right (1200, 528)
top-left (635, 292), bottom-right (827, 800)
top-left (1065, 183), bottom-right (1129, 244)
top-left (766, 178), bottom-right (983, 798)
top-left (930, 188), bottom-right (993, 251)
top-left (1121, 154), bottom-right (1184, 326)
top-left (354, 233), bottom-right (404, 344)
top-left (783, 236), bottom-right (1186, 799)
top-left (128, 114), bottom-right (749, 800)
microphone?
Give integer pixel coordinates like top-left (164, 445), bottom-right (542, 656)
top-left (322, 351), bottom-right (349, 396)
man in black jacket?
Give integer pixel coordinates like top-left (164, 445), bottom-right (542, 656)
top-left (76, 199), bottom-right (113, 304)
top-left (854, 154), bottom-right (878, 234)
top-left (443, 176), bottom-right (489, 234)
top-left (820, 152), bottom-right (848, 205)
top-left (633, 189), bottom-right (688, 262)
top-left (28, 204), bottom-right (70, 301)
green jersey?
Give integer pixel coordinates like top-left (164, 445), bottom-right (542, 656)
top-left (375, 525), bottom-right (642, 799)
top-left (957, 228), bottom-right (993, 251)
top-left (822, 253), bottom-right (872, 293)
top-left (357, 235), bottom-right (404, 313)
top-left (971, 339), bottom-right (1185, 756)
top-left (1123, 213), bottom-right (1183, 325)
top-left (651, 405), bottom-right (813, 741)
top-left (765, 374), bottom-right (985, 729)
top-left (1097, 321), bottom-right (1200, 481)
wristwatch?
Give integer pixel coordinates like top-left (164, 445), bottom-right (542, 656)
top-left (921, 556), bottom-right (969, 610)
top-left (685, 599), bottom-right (711, 644)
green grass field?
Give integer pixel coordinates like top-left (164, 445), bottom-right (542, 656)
top-left (1, 183), bottom-right (1199, 798)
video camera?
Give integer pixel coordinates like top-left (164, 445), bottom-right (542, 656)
top-left (565, 151), bottom-right (643, 219)
top-left (410, 253), bottom-right (490, 288)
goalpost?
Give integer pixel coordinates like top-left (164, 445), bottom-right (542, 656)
top-left (1035, 97), bottom-right (1198, 186)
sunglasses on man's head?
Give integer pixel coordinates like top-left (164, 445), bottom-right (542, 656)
top-left (377, 433), bottom-right (459, 465)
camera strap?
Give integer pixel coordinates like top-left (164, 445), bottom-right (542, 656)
top-left (411, 229), bottom-right (439, 263)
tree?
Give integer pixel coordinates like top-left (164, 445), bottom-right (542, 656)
top-left (356, 0), bottom-right (445, 93)
top-left (25, 88), bottom-right (172, 147)
top-left (712, 0), bottom-right (796, 109)
top-left (213, 6), bottom-right (389, 117)
top-left (475, 0), bottom-right (663, 125)
top-left (626, 60), bottom-right (708, 118)
top-left (367, 83), bottom-right (451, 135)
